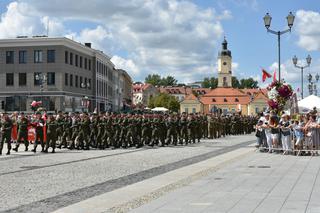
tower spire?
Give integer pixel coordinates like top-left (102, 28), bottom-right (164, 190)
top-left (217, 36), bottom-right (232, 88)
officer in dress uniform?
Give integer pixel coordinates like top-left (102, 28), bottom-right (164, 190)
top-left (31, 111), bottom-right (45, 153)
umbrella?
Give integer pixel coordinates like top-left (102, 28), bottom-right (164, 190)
top-left (151, 107), bottom-right (169, 112)
top-left (298, 95), bottom-right (320, 112)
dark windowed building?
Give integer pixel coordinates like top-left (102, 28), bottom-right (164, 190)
top-left (0, 37), bottom-right (129, 112)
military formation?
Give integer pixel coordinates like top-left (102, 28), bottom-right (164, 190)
top-left (0, 111), bottom-right (257, 155)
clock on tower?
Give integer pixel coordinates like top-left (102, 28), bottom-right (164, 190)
top-left (217, 37), bottom-right (232, 87)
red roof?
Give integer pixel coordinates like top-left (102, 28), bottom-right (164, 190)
top-left (201, 88), bottom-right (250, 105)
top-left (132, 83), bottom-right (152, 92)
top-left (243, 88), bottom-right (268, 96)
top-left (252, 91), bottom-right (268, 101)
top-left (184, 93), bottom-right (198, 101)
top-left (204, 88), bottom-right (247, 97)
top-left (159, 87), bottom-right (192, 95)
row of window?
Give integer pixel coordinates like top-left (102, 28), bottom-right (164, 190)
top-left (5, 72), bottom-right (91, 90)
top-left (64, 51), bottom-right (91, 70)
top-left (5, 50), bottom-right (55, 64)
top-left (6, 72), bottom-right (55, 86)
top-left (96, 61), bottom-right (113, 81)
top-left (64, 73), bottom-right (91, 89)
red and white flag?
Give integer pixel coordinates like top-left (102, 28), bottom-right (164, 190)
top-left (262, 69), bottom-right (272, 82)
top-left (273, 70), bottom-right (277, 82)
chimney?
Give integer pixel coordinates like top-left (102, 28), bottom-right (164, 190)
top-left (85, 43), bottom-right (91, 48)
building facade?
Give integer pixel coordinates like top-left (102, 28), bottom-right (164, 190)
top-left (180, 93), bottom-right (204, 114)
top-left (132, 83), bottom-right (158, 107)
top-left (0, 37), bottom-right (130, 112)
top-left (118, 69), bottom-right (133, 110)
top-left (199, 38), bottom-right (268, 115)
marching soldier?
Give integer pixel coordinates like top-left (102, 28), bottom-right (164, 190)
top-left (45, 113), bottom-right (58, 153)
top-left (13, 112), bottom-right (29, 152)
top-left (0, 113), bottom-right (13, 155)
top-left (32, 112), bottom-right (45, 153)
top-left (180, 114), bottom-right (188, 145)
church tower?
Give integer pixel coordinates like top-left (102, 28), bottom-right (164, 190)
top-left (217, 37), bottom-right (232, 88)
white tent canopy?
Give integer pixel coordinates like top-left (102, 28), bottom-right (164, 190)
top-left (151, 107), bottom-right (169, 112)
top-left (298, 95), bottom-right (320, 113)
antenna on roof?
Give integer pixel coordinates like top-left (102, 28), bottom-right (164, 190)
top-left (46, 18), bottom-right (49, 37)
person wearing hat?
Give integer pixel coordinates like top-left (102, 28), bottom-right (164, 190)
top-left (280, 114), bottom-right (292, 155)
top-left (0, 113), bottom-right (13, 155)
top-left (31, 112), bottom-right (45, 153)
top-left (13, 112), bottom-right (29, 152)
top-left (58, 112), bottom-right (72, 149)
top-left (45, 113), bottom-right (58, 153)
top-left (262, 113), bottom-right (272, 152)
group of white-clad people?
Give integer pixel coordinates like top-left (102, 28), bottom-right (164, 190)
top-left (255, 110), bottom-right (320, 156)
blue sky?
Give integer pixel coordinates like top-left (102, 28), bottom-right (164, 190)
top-left (0, 0), bottom-right (319, 97)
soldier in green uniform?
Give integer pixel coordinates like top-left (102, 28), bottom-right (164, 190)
top-left (165, 115), bottom-right (178, 146)
top-left (68, 112), bottom-right (80, 150)
top-left (141, 115), bottom-right (151, 146)
top-left (32, 112), bottom-right (45, 153)
top-left (150, 115), bottom-right (160, 146)
top-left (112, 115), bottom-right (122, 148)
top-left (89, 113), bottom-right (99, 148)
top-left (56, 111), bottom-right (64, 144)
top-left (96, 113), bottom-right (105, 149)
top-left (0, 113), bottom-right (13, 155)
top-left (13, 112), bottom-right (29, 152)
top-left (58, 112), bottom-right (72, 149)
top-left (133, 115), bottom-right (143, 148)
top-left (45, 113), bottom-right (58, 153)
top-left (187, 115), bottom-right (196, 144)
top-left (125, 115), bottom-right (135, 147)
top-left (78, 112), bottom-right (91, 150)
top-left (180, 114), bottom-right (188, 145)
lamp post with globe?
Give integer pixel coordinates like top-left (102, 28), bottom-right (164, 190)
top-left (263, 12), bottom-right (295, 81)
top-left (292, 54), bottom-right (312, 99)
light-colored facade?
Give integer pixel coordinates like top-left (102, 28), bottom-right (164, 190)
top-left (118, 69), bottom-right (133, 110)
top-left (180, 94), bottom-right (204, 114)
top-left (132, 83), bottom-right (158, 106)
top-left (0, 37), bottom-right (130, 112)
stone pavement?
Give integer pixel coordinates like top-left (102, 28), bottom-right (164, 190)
top-left (0, 135), bottom-right (256, 213)
top-left (131, 152), bottom-right (320, 213)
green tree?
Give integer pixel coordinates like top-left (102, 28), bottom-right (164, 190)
top-left (147, 93), bottom-right (180, 112)
top-left (161, 75), bottom-right (177, 86)
top-left (239, 78), bottom-right (258, 89)
top-left (145, 74), bottom-right (162, 86)
top-left (145, 74), bottom-right (178, 86)
top-left (232, 76), bottom-right (241, 88)
top-left (201, 77), bottom-right (218, 88)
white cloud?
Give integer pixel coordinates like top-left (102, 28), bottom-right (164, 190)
top-left (5, 0), bottom-right (230, 82)
top-left (111, 55), bottom-right (140, 76)
top-left (0, 2), bottom-right (44, 38)
top-left (66, 25), bottom-right (114, 54)
top-left (295, 10), bottom-right (320, 51)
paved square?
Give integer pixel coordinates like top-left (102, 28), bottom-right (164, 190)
top-left (131, 152), bottom-right (320, 213)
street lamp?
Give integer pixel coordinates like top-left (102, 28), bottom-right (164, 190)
top-left (263, 12), bottom-right (295, 81)
top-left (82, 96), bottom-right (89, 112)
top-left (308, 73), bottom-right (319, 96)
top-left (292, 54), bottom-right (312, 99)
top-left (81, 82), bottom-right (90, 111)
top-left (81, 82), bottom-right (90, 89)
top-left (35, 73), bottom-right (47, 108)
